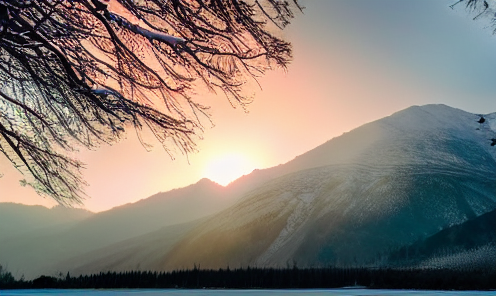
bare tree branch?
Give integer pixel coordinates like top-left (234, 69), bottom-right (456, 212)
top-left (0, 0), bottom-right (302, 204)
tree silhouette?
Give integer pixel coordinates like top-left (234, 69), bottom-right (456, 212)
top-left (450, 0), bottom-right (496, 145)
top-left (0, 0), bottom-right (301, 204)
top-left (451, 0), bottom-right (495, 23)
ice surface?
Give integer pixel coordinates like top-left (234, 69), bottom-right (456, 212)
top-left (1, 289), bottom-right (495, 296)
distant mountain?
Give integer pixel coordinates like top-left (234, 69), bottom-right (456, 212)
top-left (60, 173), bottom-right (295, 255)
top-left (1, 172), bottom-right (283, 279)
top-left (0, 204), bottom-right (93, 278)
top-left (159, 105), bottom-right (496, 270)
top-left (61, 178), bottom-right (229, 250)
top-left (0, 203), bottom-right (93, 239)
top-left (0, 178), bottom-right (246, 279)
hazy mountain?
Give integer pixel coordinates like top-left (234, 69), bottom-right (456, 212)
top-left (61, 178), bottom-right (229, 250)
top-left (0, 204), bottom-right (92, 278)
top-left (0, 203), bottom-right (93, 239)
top-left (0, 178), bottom-right (246, 279)
top-left (158, 104), bottom-right (496, 270)
top-left (60, 172), bottom-right (294, 254)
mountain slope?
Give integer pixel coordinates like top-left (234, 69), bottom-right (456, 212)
top-left (388, 207), bottom-right (496, 268)
top-left (53, 219), bottom-right (204, 276)
top-left (159, 105), bottom-right (496, 270)
top-left (62, 178), bottom-right (229, 250)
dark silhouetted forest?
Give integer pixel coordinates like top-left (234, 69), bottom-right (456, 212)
top-left (1, 266), bottom-right (495, 290)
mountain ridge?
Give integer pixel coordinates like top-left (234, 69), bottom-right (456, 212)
top-left (0, 203), bottom-right (93, 239)
top-left (158, 104), bottom-right (496, 270)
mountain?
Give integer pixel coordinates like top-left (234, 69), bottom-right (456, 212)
top-left (60, 178), bottom-right (229, 250)
top-left (54, 219), bottom-right (204, 276)
top-left (158, 104), bottom-right (496, 270)
top-left (51, 104), bottom-right (496, 275)
top-left (0, 203), bottom-right (93, 239)
top-left (2, 104), bottom-right (495, 278)
top-left (55, 173), bottom-right (292, 255)
top-left (0, 178), bottom-right (245, 279)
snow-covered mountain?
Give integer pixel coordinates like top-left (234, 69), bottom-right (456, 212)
top-left (160, 104), bottom-right (496, 270)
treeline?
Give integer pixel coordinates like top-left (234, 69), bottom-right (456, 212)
top-left (1, 266), bottom-right (495, 290)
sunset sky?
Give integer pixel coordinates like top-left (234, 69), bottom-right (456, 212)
top-left (1, 0), bottom-right (496, 212)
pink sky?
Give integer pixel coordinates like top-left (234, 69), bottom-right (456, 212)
top-left (1, 0), bottom-right (496, 212)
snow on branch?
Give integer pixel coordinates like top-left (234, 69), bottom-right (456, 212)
top-left (90, 83), bottom-right (123, 98)
top-left (106, 11), bottom-right (185, 47)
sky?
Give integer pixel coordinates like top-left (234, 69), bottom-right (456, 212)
top-left (1, 0), bottom-right (496, 212)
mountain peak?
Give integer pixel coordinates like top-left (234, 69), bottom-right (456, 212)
top-left (196, 177), bottom-right (219, 186)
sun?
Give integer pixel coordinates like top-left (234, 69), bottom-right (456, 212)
top-left (203, 153), bottom-right (255, 186)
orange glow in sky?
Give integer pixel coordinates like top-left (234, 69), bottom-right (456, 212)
top-left (1, 0), bottom-right (496, 212)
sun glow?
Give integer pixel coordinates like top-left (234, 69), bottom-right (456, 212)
top-left (203, 153), bottom-right (255, 186)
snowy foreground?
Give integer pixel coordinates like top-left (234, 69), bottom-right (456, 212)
top-left (1, 289), bottom-right (495, 296)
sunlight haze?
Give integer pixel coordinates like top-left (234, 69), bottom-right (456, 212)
top-left (203, 153), bottom-right (257, 186)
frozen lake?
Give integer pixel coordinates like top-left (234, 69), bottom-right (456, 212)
top-left (1, 289), bottom-right (494, 296)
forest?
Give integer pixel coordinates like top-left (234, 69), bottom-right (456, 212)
top-left (1, 265), bottom-right (495, 290)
